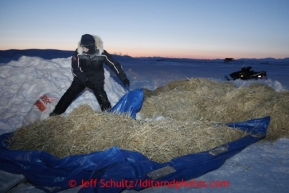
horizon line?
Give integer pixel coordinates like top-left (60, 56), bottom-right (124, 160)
top-left (0, 48), bottom-right (288, 60)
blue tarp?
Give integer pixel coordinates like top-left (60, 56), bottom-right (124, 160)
top-left (109, 89), bottom-right (144, 118)
top-left (0, 89), bottom-right (270, 193)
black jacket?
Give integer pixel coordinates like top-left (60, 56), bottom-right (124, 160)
top-left (71, 35), bottom-right (127, 85)
top-left (71, 49), bottom-right (127, 84)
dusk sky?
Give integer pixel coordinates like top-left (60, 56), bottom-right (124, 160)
top-left (1, 0), bottom-right (288, 59)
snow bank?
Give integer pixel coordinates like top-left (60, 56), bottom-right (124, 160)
top-left (0, 56), bottom-right (126, 135)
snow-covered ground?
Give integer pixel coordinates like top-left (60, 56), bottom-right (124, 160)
top-left (1, 53), bottom-right (289, 192)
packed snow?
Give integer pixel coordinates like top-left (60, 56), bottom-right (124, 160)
top-left (0, 52), bottom-right (288, 193)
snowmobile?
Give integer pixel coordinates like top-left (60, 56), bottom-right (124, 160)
top-left (225, 66), bottom-right (267, 81)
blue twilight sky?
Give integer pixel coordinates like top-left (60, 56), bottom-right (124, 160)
top-left (0, 0), bottom-right (288, 59)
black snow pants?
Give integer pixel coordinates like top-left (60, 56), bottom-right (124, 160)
top-left (53, 78), bottom-right (111, 114)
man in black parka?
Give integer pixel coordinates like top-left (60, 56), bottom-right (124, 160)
top-left (50, 34), bottom-right (129, 115)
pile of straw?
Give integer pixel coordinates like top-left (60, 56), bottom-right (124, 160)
top-left (141, 78), bottom-right (289, 140)
top-left (10, 105), bottom-right (246, 163)
top-left (9, 78), bottom-right (289, 163)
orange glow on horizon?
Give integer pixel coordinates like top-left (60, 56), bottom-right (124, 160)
top-left (0, 44), bottom-right (287, 60)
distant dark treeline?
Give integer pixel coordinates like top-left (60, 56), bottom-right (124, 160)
top-left (0, 49), bottom-right (131, 63)
top-left (0, 49), bottom-right (74, 63)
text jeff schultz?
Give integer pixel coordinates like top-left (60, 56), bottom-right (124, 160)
top-left (78, 178), bottom-right (230, 189)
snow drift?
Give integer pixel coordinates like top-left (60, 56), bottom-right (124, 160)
top-left (0, 56), bottom-right (126, 135)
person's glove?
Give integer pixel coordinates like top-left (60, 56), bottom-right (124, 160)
top-left (85, 80), bottom-right (94, 88)
top-left (122, 78), bottom-right (130, 87)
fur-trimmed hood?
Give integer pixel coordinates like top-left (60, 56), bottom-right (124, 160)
top-left (77, 35), bottom-right (104, 54)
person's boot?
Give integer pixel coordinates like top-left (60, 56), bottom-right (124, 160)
top-left (100, 102), bottom-right (112, 111)
top-left (49, 111), bottom-right (59, 116)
